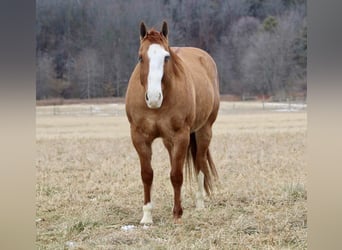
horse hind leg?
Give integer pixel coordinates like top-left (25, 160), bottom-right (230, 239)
top-left (193, 124), bottom-right (218, 209)
top-left (188, 132), bottom-right (205, 209)
top-left (196, 171), bottom-right (205, 209)
top-left (187, 133), bottom-right (204, 209)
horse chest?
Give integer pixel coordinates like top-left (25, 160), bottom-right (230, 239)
top-left (135, 113), bottom-right (187, 139)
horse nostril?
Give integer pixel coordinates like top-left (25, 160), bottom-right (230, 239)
top-left (158, 93), bottom-right (162, 100)
top-left (145, 92), bottom-right (149, 101)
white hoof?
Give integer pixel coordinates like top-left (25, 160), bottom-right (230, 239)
top-left (140, 203), bottom-right (153, 224)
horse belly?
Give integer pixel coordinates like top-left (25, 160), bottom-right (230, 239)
top-left (192, 89), bottom-right (215, 132)
top-left (190, 67), bottom-right (216, 132)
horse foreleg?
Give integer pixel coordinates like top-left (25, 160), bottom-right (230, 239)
top-left (131, 129), bottom-right (154, 224)
top-left (140, 163), bottom-right (153, 224)
top-left (169, 130), bottom-right (190, 223)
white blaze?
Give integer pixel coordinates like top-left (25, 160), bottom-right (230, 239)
top-left (146, 44), bottom-right (169, 109)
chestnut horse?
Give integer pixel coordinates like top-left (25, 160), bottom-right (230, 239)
top-left (125, 21), bottom-right (219, 224)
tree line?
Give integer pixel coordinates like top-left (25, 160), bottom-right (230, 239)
top-left (36, 0), bottom-right (306, 100)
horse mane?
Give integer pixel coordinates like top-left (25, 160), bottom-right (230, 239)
top-left (142, 29), bottom-right (184, 78)
top-left (169, 48), bottom-right (184, 78)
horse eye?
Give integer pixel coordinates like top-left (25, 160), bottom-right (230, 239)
top-left (164, 55), bottom-right (170, 62)
top-left (138, 56), bottom-right (143, 63)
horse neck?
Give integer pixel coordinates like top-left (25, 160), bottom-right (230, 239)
top-left (166, 49), bottom-right (184, 83)
top-left (162, 50), bottom-right (192, 105)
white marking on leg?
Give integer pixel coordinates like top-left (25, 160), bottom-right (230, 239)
top-left (140, 202), bottom-right (153, 224)
top-left (196, 171), bottom-right (205, 209)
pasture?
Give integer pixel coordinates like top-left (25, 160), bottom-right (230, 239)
top-left (36, 102), bottom-right (307, 249)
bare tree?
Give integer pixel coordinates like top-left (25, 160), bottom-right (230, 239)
top-left (36, 53), bottom-right (54, 99)
top-left (36, 0), bottom-right (307, 99)
top-left (74, 48), bottom-right (102, 98)
top-left (241, 10), bottom-right (303, 100)
top-left (230, 16), bottom-right (260, 94)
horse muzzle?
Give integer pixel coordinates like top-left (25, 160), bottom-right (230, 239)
top-left (145, 91), bottom-right (163, 109)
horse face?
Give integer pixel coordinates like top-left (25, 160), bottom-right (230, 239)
top-left (140, 43), bottom-right (170, 109)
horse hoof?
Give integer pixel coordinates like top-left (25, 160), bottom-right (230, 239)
top-left (140, 220), bottom-right (153, 225)
top-left (173, 218), bottom-right (182, 224)
top-left (140, 214), bottom-right (153, 225)
top-left (140, 203), bottom-right (153, 224)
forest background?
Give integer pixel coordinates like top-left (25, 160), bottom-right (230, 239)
top-left (36, 0), bottom-right (307, 101)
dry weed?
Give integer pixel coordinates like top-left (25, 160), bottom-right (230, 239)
top-left (36, 103), bottom-right (307, 249)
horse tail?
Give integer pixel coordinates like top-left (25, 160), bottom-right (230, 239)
top-left (205, 148), bottom-right (218, 195)
top-left (185, 132), bottom-right (218, 196)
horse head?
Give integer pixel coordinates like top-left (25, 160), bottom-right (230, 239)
top-left (138, 21), bottom-right (171, 109)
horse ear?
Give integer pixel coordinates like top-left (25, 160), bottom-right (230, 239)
top-left (161, 21), bottom-right (168, 39)
top-left (140, 22), bottom-right (147, 40)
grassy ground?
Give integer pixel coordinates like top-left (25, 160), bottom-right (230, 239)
top-left (36, 102), bottom-right (307, 249)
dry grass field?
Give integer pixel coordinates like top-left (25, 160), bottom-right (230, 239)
top-left (36, 102), bottom-right (307, 249)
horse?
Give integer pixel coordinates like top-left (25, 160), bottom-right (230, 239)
top-left (125, 21), bottom-right (220, 224)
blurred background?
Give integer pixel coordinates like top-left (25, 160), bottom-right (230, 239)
top-left (36, 0), bottom-right (306, 102)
